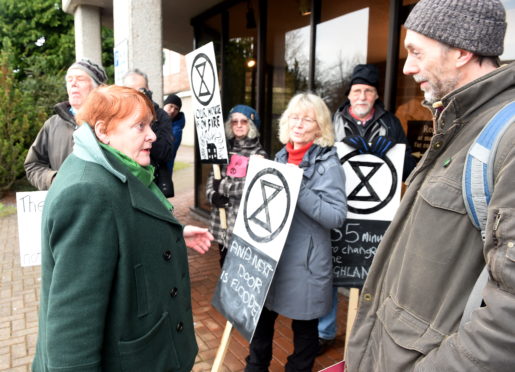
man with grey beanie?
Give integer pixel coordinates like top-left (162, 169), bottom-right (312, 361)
top-left (346, 1), bottom-right (515, 371)
top-left (25, 59), bottom-right (107, 190)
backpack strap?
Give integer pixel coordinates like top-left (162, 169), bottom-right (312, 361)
top-left (461, 101), bottom-right (515, 326)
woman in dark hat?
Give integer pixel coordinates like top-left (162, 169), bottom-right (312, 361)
top-left (205, 104), bottom-right (267, 267)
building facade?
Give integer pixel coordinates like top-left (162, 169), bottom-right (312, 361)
top-left (62, 0), bottom-right (515, 215)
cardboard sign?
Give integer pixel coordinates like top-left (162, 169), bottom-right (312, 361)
top-left (319, 361), bottom-right (345, 372)
top-left (186, 42), bottom-right (228, 164)
top-left (226, 153), bottom-right (249, 178)
top-left (331, 143), bottom-right (404, 287)
top-left (212, 157), bottom-right (303, 341)
top-left (16, 191), bottom-right (47, 267)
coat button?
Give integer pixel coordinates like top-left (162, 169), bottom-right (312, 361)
top-left (176, 236), bottom-right (181, 243)
top-left (433, 141), bottom-right (442, 150)
top-left (176, 321), bottom-right (184, 332)
top-left (170, 287), bottom-right (178, 297)
top-left (163, 250), bottom-right (172, 261)
top-left (362, 293), bottom-right (373, 302)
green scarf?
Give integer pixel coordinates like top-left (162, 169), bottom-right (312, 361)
top-left (100, 143), bottom-right (173, 211)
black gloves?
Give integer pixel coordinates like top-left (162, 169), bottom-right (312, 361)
top-left (342, 135), bottom-right (370, 154)
top-left (211, 192), bottom-right (229, 208)
top-left (343, 135), bottom-right (396, 158)
top-left (212, 179), bottom-right (221, 192)
top-left (370, 136), bottom-right (396, 158)
top-left (211, 178), bottom-right (229, 207)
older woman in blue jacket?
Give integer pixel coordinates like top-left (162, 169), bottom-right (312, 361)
top-left (245, 93), bottom-right (347, 372)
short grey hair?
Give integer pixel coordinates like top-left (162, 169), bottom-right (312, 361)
top-left (122, 69), bottom-right (149, 88)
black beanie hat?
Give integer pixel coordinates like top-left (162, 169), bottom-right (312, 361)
top-left (164, 94), bottom-right (182, 109)
top-left (350, 64), bottom-right (379, 89)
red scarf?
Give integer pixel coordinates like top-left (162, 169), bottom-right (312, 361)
top-left (286, 141), bottom-right (313, 165)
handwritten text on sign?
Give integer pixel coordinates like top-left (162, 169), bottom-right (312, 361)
top-left (216, 235), bottom-right (276, 337)
top-left (186, 42), bottom-right (228, 163)
top-left (331, 219), bottom-right (389, 288)
top-left (212, 157), bottom-right (302, 341)
top-left (16, 191), bottom-right (47, 267)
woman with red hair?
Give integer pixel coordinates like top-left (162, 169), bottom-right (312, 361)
top-left (32, 85), bottom-right (213, 372)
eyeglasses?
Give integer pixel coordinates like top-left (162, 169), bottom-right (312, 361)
top-left (231, 119), bottom-right (248, 126)
top-left (288, 116), bottom-right (317, 125)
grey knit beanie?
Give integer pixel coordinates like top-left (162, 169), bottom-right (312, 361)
top-left (404, 0), bottom-right (507, 56)
top-left (67, 59), bottom-right (108, 86)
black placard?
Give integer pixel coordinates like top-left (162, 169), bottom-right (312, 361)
top-left (212, 234), bottom-right (277, 341)
top-left (331, 219), bottom-right (390, 288)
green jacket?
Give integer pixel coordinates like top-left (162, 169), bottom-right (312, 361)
top-left (347, 63), bottom-right (515, 371)
top-left (33, 124), bottom-right (198, 372)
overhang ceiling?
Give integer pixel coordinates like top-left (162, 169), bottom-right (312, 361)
top-left (63, 0), bottom-right (223, 54)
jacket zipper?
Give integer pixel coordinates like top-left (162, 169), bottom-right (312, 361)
top-left (492, 212), bottom-right (501, 245)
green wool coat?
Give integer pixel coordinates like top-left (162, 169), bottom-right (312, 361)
top-left (32, 147), bottom-right (198, 372)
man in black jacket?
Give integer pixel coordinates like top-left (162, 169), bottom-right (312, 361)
top-left (318, 64), bottom-right (417, 355)
top-left (334, 64), bottom-right (417, 181)
top-left (123, 69), bottom-right (175, 197)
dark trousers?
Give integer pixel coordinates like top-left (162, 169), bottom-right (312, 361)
top-left (245, 307), bottom-right (319, 372)
top-left (218, 243), bottom-right (227, 268)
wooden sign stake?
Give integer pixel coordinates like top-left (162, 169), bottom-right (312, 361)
top-left (344, 288), bottom-right (360, 359)
top-left (211, 321), bottom-right (233, 372)
top-left (211, 163), bottom-right (231, 372)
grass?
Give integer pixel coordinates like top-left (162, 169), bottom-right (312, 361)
top-left (0, 203), bottom-right (16, 218)
top-left (173, 161), bottom-right (191, 172)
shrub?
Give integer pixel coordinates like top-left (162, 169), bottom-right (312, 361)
top-left (0, 53), bottom-right (46, 193)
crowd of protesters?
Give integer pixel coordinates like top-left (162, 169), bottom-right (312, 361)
top-left (27, 0), bottom-right (515, 371)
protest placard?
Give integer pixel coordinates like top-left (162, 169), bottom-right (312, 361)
top-left (16, 191), bottom-right (47, 267)
top-left (185, 42), bottom-right (228, 164)
top-left (331, 143), bottom-right (405, 287)
top-left (212, 157), bottom-right (302, 341)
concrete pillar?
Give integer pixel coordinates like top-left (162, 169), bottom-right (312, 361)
top-left (113, 0), bottom-right (163, 105)
top-left (73, 5), bottom-right (102, 64)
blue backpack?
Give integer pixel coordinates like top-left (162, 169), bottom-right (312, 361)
top-left (461, 101), bottom-right (515, 326)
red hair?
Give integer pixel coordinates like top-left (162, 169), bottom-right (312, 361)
top-left (76, 85), bottom-right (156, 132)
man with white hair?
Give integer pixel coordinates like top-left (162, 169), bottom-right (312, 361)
top-left (346, 0), bottom-right (515, 371)
top-left (24, 59), bottom-right (107, 190)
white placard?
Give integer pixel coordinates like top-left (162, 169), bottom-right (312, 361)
top-left (212, 157), bottom-right (303, 341)
top-left (335, 142), bottom-right (405, 221)
top-left (232, 157), bottom-right (303, 262)
top-left (16, 191), bottom-right (47, 267)
top-left (185, 42), bottom-right (228, 163)
top-left (114, 39), bottom-right (129, 86)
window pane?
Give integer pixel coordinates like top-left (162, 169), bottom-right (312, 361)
top-left (266, 0), bottom-right (311, 155)
top-left (315, 0), bottom-right (390, 115)
top-left (315, 8), bottom-right (368, 113)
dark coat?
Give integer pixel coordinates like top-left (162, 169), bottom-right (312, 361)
top-left (24, 102), bottom-right (77, 190)
top-left (32, 125), bottom-right (197, 372)
top-left (206, 136), bottom-right (267, 246)
top-left (347, 62), bottom-right (515, 372)
top-left (333, 100), bottom-right (417, 181)
top-left (265, 145), bottom-right (347, 320)
top-left (151, 102), bottom-right (175, 197)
